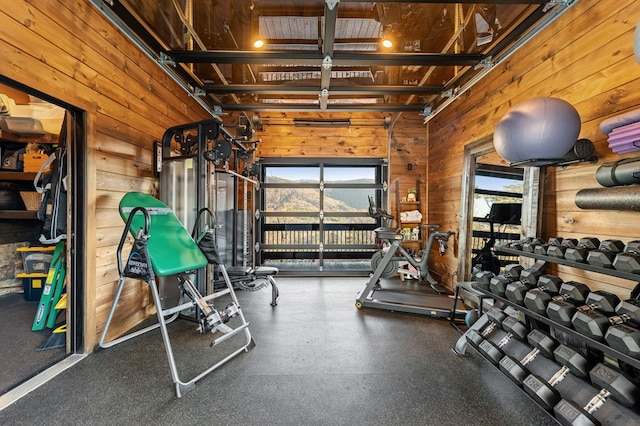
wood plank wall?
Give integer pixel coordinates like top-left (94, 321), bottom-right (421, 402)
top-left (1, 0), bottom-right (210, 351)
top-left (427, 0), bottom-right (640, 296)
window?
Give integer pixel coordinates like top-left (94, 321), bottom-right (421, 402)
top-left (256, 160), bottom-right (385, 274)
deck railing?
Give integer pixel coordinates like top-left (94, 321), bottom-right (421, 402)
top-left (260, 223), bottom-right (379, 261)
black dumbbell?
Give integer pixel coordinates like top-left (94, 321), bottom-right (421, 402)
top-left (522, 238), bottom-right (544, 253)
top-left (604, 322), bottom-right (640, 359)
top-left (604, 299), bottom-right (640, 357)
top-left (465, 308), bottom-right (525, 349)
top-left (473, 270), bottom-right (495, 292)
top-left (489, 264), bottom-right (524, 297)
top-left (473, 317), bottom-right (530, 365)
top-left (568, 291), bottom-right (621, 341)
top-left (564, 237), bottom-right (601, 263)
top-left (532, 237), bottom-right (553, 255)
top-left (544, 282), bottom-right (591, 326)
top-left (553, 363), bottom-right (640, 425)
top-left (505, 268), bottom-right (545, 305)
top-left (524, 281), bottom-right (589, 317)
top-left (523, 344), bottom-right (594, 410)
top-left (464, 307), bottom-right (508, 350)
top-left (523, 275), bottom-right (564, 314)
top-left (547, 238), bottom-right (578, 259)
top-left (612, 240), bottom-right (640, 273)
top-left (586, 240), bottom-right (625, 269)
top-left (498, 329), bottom-right (558, 385)
top-left (509, 237), bottom-right (535, 251)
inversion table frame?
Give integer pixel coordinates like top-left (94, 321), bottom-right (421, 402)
top-left (98, 192), bottom-right (254, 397)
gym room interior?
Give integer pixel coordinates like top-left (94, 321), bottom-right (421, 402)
top-left (1, 1), bottom-right (640, 425)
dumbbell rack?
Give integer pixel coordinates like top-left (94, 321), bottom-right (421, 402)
top-left (454, 246), bottom-right (640, 424)
top-left (498, 246), bottom-right (640, 371)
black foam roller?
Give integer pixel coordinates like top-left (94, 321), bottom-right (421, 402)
top-left (575, 186), bottom-right (640, 211)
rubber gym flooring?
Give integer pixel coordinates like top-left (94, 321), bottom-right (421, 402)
top-left (0, 277), bottom-right (556, 425)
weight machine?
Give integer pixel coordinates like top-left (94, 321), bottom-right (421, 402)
top-left (356, 197), bottom-right (467, 319)
top-left (159, 119), bottom-right (278, 305)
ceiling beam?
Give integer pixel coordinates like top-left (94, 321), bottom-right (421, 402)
top-left (220, 104), bottom-right (425, 112)
top-left (203, 84), bottom-right (443, 95)
top-left (342, 0), bottom-right (545, 3)
top-left (321, 1), bottom-right (338, 98)
top-left (167, 50), bottom-right (484, 67)
top-left (260, 38), bottom-right (382, 46)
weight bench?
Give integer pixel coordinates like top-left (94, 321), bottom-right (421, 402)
top-left (192, 207), bottom-right (280, 307)
top-left (224, 266), bottom-right (280, 306)
top-left (98, 192), bottom-right (254, 397)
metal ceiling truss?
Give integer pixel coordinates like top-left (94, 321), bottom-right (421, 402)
top-left (166, 50), bottom-right (485, 67)
top-left (202, 85), bottom-right (444, 96)
top-left (95, 0), bottom-right (577, 117)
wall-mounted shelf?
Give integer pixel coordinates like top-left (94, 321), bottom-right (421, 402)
top-left (509, 138), bottom-right (598, 168)
top-left (0, 210), bottom-right (38, 220)
top-left (0, 130), bottom-right (57, 144)
top-left (0, 172), bottom-right (37, 181)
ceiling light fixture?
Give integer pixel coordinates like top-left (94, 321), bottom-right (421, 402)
top-left (253, 39), bottom-right (264, 49)
top-left (382, 39), bottom-right (393, 49)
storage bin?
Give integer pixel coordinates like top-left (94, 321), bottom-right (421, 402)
top-left (19, 191), bottom-right (41, 211)
top-left (23, 152), bottom-right (49, 173)
top-left (17, 272), bottom-right (47, 301)
top-left (17, 246), bottom-right (55, 273)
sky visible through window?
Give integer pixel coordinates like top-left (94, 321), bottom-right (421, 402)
top-left (476, 175), bottom-right (520, 192)
top-left (474, 175), bottom-right (523, 219)
top-left (267, 166), bottom-right (375, 182)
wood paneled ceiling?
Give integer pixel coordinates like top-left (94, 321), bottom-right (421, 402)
top-left (104, 0), bottom-right (575, 116)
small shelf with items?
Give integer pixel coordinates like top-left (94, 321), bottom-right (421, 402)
top-left (399, 201), bottom-right (422, 251)
top-left (0, 132), bottom-right (51, 220)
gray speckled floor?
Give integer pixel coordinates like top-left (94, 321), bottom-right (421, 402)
top-left (0, 277), bottom-right (556, 425)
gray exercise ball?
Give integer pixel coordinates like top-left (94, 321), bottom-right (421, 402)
top-left (494, 97), bottom-right (581, 165)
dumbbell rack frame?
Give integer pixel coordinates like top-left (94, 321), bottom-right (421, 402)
top-left (467, 246), bottom-right (640, 370)
top-left (468, 286), bottom-right (640, 371)
top-left (497, 246), bottom-right (640, 282)
top-left (454, 245), bottom-right (640, 424)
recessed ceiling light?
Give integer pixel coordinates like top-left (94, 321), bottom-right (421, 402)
top-left (253, 39), bottom-right (264, 49)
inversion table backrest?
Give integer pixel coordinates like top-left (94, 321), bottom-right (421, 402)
top-left (119, 192), bottom-right (208, 277)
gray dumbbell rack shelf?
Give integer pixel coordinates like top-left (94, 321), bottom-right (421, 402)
top-left (480, 246), bottom-right (640, 371)
top-left (497, 246), bottom-right (640, 282)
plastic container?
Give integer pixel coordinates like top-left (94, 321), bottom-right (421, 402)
top-left (17, 272), bottom-right (47, 301)
top-left (17, 246), bottom-right (55, 273)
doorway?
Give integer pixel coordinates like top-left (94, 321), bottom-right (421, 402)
top-left (457, 136), bottom-right (541, 281)
top-left (0, 78), bottom-right (84, 399)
